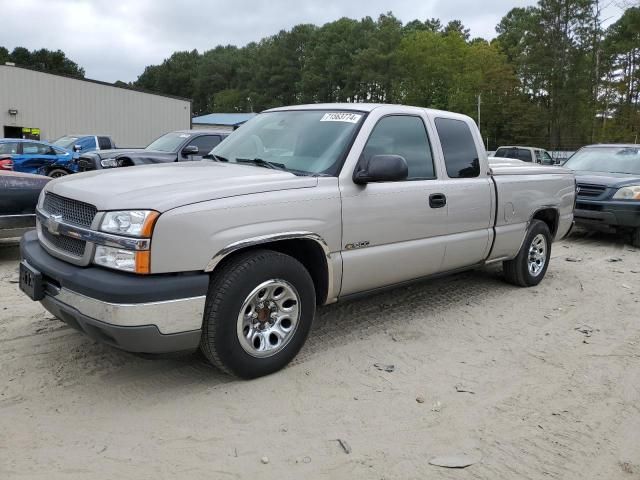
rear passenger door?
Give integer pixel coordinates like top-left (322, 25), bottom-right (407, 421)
top-left (433, 117), bottom-right (493, 271)
top-left (339, 114), bottom-right (449, 296)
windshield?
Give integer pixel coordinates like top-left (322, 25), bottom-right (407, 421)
top-left (208, 110), bottom-right (365, 176)
top-left (52, 136), bottom-right (79, 149)
top-left (146, 132), bottom-right (192, 152)
top-left (564, 146), bottom-right (640, 175)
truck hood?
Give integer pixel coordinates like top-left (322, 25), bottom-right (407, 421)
top-left (574, 170), bottom-right (640, 188)
top-left (46, 161), bottom-right (318, 212)
top-left (83, 148), bottom-right (146, 160)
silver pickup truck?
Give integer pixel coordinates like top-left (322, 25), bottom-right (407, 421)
top-left (19, 104), bottom-right (575, 378)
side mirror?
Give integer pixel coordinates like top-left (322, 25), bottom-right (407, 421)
top-left (182, 145), bottom-right (199, 156)
top-left (353, 154), bottom-right (408, 184)
top-left (73, 144), bottom-right (82, 152)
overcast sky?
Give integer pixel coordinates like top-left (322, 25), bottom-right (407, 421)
top-left (0, 0), bottom-right (625, 83)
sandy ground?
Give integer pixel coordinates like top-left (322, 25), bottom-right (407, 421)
top-left (1, 229), bottom-right (639, 479)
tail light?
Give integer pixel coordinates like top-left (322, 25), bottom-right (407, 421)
top-left (0, 157), bottom-right (13, 170)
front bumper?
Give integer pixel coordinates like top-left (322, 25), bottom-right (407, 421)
top-left (20, 231), bottom-right (209, 353)
top-left (575, 199), bottom-right (640, 230)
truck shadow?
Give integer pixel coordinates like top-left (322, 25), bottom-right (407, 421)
top-left (44, 266), bottom-right (513, 396)
top-left (0, 240), bottom-right (21, 263)
top-left (14, 227), bottom-right (634, 397)
top-left (565, 227), bottom-right (635, 249)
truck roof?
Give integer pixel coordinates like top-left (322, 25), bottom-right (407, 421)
top-left (175, 129), bottom-right (231, 135)
top-left (267, 103), bottom-right (473, 120)
top-left (496, 145), bottom-right (547, 150)
top-left (582, 143), bottom-right (639, 148)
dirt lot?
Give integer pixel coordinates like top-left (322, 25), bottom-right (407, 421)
top-left (1, 229), bottom-right (639, 480)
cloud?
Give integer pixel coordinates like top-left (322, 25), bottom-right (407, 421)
top-left (0, 0), bottom-right (620, 83)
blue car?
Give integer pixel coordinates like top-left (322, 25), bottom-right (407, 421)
top-left (0, 139), bottom-right (76, 177)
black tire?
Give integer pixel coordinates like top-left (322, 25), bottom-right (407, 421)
top-left (503, 219), bottom-right (552, 287)
top-left (48, 168), bottom-right (68, 178)
top-left (200, 249), bottom-right (316, 378)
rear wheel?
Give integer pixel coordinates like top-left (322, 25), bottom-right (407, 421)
top-left (47, 168), bottom-right (68, 178)
top-left (503, 219), bottom-right (552, 287)
top-left (200, 249), bottom-right (315, 378)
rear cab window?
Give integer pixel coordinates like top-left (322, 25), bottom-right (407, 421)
top-left (434, 118), bottom-right (480, 178)
top-left (98, 137), bottom-right (112, 150)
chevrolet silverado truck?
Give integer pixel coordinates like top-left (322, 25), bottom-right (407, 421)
top-left (75, 129), bottom-right (229, 171)
top-left (19, 104), bottom-right (575, 378)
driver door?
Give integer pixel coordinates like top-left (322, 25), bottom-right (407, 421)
top-left (339, 114), bottom-right (449, 296)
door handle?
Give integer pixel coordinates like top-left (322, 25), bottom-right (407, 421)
top-left (429, 193), bottom-right (447, 208)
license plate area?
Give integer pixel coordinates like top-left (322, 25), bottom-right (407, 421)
top-left (19, 261), bottom-right (44, 301)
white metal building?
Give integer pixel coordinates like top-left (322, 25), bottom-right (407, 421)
top-left (0, 64), bottom-right (191, 147)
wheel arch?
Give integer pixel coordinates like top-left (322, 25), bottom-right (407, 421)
top-left (531, 207), bottom-right (559, 238)
top-left (205, 232), bottom-right (334, 305)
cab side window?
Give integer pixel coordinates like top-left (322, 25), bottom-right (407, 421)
top-left (517, 149), bottom-right (533, 162)
top-left (187, 135), bottom-right (222, 155)
top-left (0, 142), bottom-right (19, 154)
top-left (98, 137), bottom-right (112, 150)
top-left (435, 118), bottom-right (480, 178)
top-left (362, 115), bottom-right (435, 180)
top-left (22, 143), bottom-right (55, 155)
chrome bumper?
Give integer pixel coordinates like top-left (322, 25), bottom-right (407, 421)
top-left (45, 286), bottom-right (206, 335)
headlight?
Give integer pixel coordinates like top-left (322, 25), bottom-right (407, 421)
top-left (100, 158), bottom-right (119, 168)
top-left (94, 246), bottom-right (150, 274)
top-left (95, 210), bottom-right (158, 274)
top-left (613, 185), bottom-right (640, 200)
top-left (100, 210), bottom-right (159, 237)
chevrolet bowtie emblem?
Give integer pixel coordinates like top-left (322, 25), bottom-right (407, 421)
top-left (46, 214), bottom-right (63, 235)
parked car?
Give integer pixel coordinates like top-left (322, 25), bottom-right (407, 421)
top-left (75, 130), bottom-right (229, 171)
top-left (0, 139), bottom-right (75, 177)
top-left (0, 171), bottom-right (50, 239)
top-left (52, 134), bottom-right (116, 154)
top-left (19, 104), bottom-right (575, 378)
top-left (494, 146), bottom-right (555, 165)
top-left (564, 144), bottom-right (640, 246)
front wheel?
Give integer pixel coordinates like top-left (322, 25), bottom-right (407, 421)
top-left (200, 249), bottom-right (316, 378)
top-left (47, 168), bottom-right (69, 178)
top-left (503, 219), bottom-right (552, 287)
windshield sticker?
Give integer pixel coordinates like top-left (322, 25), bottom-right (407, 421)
top-left (320, 112), bottom-right (362, 123)
top-left (178, 134), bottom-right (191, 138)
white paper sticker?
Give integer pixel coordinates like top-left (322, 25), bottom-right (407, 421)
top-left (320, 112), bottom-right (362, 123)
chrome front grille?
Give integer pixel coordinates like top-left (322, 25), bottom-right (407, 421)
top-left (42, 192), bottom-right (97, 228)
top-left (41, 227), bottom-right (86, 257)
top-left (577, 183), bottom-right (607, 198)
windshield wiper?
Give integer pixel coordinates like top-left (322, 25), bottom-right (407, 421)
top-left (203, 153), bottom-right (229, 162)
top-left (236, 158), bottom-right (287, 171)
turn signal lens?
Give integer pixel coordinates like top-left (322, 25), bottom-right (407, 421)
top-left (135, 250), bottom-right (151, 274)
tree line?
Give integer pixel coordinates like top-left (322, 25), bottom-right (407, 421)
top-left (2, 1), bottom-right (638, 150)
top-left (0, 46), bottom-right (85, 77)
